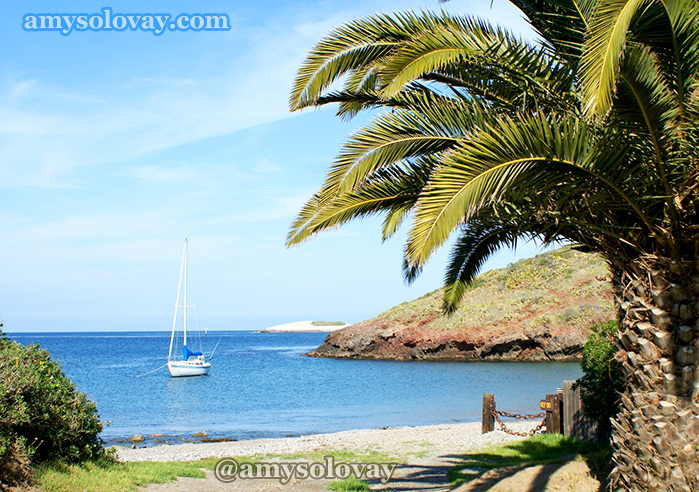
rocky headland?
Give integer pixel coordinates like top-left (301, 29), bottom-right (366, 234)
top-left (307, 247), bottom-right (614, 361)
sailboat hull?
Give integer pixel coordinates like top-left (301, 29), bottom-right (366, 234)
top-left (167, 360), bottom-right (211, 377)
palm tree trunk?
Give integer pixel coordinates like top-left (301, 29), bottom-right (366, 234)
top-left (610, 255), bottom-right (699, 491)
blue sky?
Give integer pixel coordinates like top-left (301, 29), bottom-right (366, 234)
top-left (1, 1), bottom-right (550, 332)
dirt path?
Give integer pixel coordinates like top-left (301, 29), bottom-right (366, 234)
top-left (137, 454), bottom-right (600, 492)
top-left (453, 460), bottom-right (600, 492)
top-left (138, 455), bottom-right (462, 492)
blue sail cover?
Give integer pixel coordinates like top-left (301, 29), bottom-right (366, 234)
top-left (183, 345), bottom-right (202, 361)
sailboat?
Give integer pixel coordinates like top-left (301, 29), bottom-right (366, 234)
top-left (167, 238), bottom-right (211, 377)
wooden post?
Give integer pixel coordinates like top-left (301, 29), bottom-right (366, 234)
top-left (563, 382), bottom-right (575, 438)
top-left (562, 380), bottom-right (598, 441)
top-left (552, 393), bottom-right (562, 434)
top-left (557, 388), bottom-right (564, 435)
top-left (482, 393), bottom-right (495, 434)
top-left (544, 393), bottom-right (563, 434)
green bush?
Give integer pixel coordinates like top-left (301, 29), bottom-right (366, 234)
top-left (0, 326), bottom-right (105, 487)
top-left (574, 320), bottom-right (624, 441)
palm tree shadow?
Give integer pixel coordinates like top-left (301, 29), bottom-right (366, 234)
top-left (446, 435), bottom-right (612, 491)
top-left (452, 461), bottom-right (567, 492)
top-left (372, 462), bottom-right (457, 490)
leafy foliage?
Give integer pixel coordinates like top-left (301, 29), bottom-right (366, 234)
top-left (0, 327), bottom-right (105, 487)
top-left (575, 320), bottom-right (624, 440)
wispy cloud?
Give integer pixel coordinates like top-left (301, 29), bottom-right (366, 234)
top-left (0, 6), bottom-right (346, 189)
top-left (120, 164), bottom-right (209, 184)
top-left (0, 0), bottom-right (532, 190)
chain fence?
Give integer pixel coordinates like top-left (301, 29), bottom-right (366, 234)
top-left (492, 410), bottom-right (546, 437)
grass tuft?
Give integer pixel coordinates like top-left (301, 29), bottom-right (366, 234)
top-left (328, 475), bottom-right (371, 491)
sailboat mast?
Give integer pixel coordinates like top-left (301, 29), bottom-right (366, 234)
top-left (183, 238), bottom-right (188, 347)
top-left (168, 239), bottom-right (187, 361)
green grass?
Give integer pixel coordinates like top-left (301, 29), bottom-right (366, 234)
top-left (447, 434), bottom-right (612, 488)
top-left (327, 475), bottom-right (371, 491)
top-left (37, 460), bottom-right (206, 492)
top-left (265, 448), bottom-right (400, 463)
top-left (36, 456), bottom-right (257, 492)
top-left (36, 449), bottom-right (398, 491)
top-left (399, 440), bottom-right (435, 459)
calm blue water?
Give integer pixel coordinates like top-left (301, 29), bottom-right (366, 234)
top-left (7, 331), bottom-right (581, 445)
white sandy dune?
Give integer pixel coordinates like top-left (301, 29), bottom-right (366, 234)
top-left (259, 321), bottom-right (348, 333)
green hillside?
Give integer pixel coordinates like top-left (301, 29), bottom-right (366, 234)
top-left (309, 246), bottom-right (614, 361)
top-left (381, 246), bottom-right (611, 336)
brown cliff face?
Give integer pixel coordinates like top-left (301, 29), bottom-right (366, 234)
top-left (307, 247), bottom-right (613, 361)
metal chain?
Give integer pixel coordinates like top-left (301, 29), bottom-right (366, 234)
top-left (492, 410), bottom-right (546, 437)
top-left (495, 410), bottom-right (545, 420)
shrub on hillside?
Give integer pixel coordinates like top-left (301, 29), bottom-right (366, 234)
top-left (0, 326), bottom-right (105, 488)
top-left (574, 320), bottom-right (624, 441)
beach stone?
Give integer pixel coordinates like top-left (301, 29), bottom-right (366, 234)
top-left (192, 430), bottom-right (207, 437)
top-left (149, 433), bottom-right (165, 437)
top-left (128, 434), bottom-right (145, 443)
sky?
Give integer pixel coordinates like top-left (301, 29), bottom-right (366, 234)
top-left (0, 0), bottom-right (551, 332)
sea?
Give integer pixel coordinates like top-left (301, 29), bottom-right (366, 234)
top-left (7, 331), bottom-right (582, 446)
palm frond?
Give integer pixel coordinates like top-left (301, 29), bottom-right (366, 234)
top-left (379, 16), bottom-right (511, 96)
top-left (404, 112), bottom-right (652, 269)
top-left (315, 96), bottom-right (485, 199)
top-left (380, 16), bottom-right (570, 105)
top-left (509, 0), bottom-right (594, 60)
top-left (286, 161), bottom-right (431, 246)
top-left (314, 81), bottom-right (467, 120)
top-left (289, 11), bottom-right (452, 110)
top-left (580, 0), bottom-right (656, 118)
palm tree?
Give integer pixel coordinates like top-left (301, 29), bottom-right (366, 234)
top-left (287, 2), bottom-right (699, 489)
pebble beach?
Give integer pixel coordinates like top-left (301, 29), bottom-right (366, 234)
top-left (117, 421), bottom-right (533, 462)
top-left (119, 422), bottom-right (593, 492)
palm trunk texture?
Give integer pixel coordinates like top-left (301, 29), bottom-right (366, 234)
top-left (610, 255), bottom-right (699, 491)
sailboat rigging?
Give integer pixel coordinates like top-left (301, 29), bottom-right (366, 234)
top-left (167, 238), bottom-right (211, 377)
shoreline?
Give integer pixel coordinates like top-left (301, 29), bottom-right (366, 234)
top-left (116, 421), bottom-right (537, 462)
top-left (304, 352), bottom-right (583, 362)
